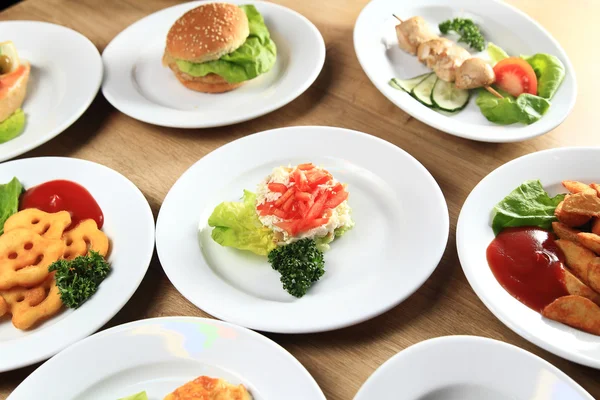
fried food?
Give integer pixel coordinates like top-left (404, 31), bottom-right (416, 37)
top-left (562, 192), bottom-right (600, 217)
top-left (555, 198), bottom-right (591, 227)
top-left (592, 218), bottom-right (600, 236)
top-left (542, 295), bottom-right (600, 335)
top-left (562, 180), bottom-right (597, 195)
top-left (564, 269), bottom-right (600, 306)
top-left (0, 272), bottom-right (62, 329)
top-left (0, 228), bottom-right (65, 290)
top-left (577, 232), bottom-right (600, 255)
top-left (164, 376), bottom-right (252, 400)
top-left (61, 219), bottom-right (109, 260)
top-left (4, 209), bottom-right (71, 240)
top-left (552, 222), bottom-right (580, 243)
top-left (591, 183), bottom-right (600, 197)
top-left (555, 239), bottom-right (595, 285)
top-left (587, 258), bottom-right (600, 294)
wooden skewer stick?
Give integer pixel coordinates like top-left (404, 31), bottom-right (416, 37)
top-left (392, 14), bottom-right (402, 22)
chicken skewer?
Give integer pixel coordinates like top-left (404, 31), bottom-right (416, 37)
top-left (393, 15), bottom-right (502, 98)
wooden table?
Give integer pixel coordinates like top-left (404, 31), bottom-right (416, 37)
top-left (1, 0), bottom-right (599, 398)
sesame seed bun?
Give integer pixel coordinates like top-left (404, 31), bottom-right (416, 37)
top-left (166, 60), bottom-right (244, 93)
top-left (165, 3), bottom-right (249, 64)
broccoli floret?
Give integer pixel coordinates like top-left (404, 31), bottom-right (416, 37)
top-left (268, 238), bottom-right (325, 298)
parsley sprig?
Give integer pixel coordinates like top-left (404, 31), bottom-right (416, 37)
top-left (439, 18), bottom-right (486, 51)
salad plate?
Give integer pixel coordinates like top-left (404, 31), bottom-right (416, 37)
top-left (0, 21), bottom-right (102, 161)
top-left (0, 157), bottom-right (155, 372)
top-left (457, 147), bottom-right (600, 368)
top-left (353, 0), bottom-right (576, 142)
top-left (8, 316), bottom-right (326, 400)
top-left (156, 126), bottom-right (449, 333)
top-left (354, 335), bottom-right (594, 400)
top-left (102, 0), bottom-right (325, 128)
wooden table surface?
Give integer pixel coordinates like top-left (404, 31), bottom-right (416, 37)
top-left (1, 0), bottom-right (599, 398)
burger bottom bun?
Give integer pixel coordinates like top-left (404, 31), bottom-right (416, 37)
top-left (171, 65), bottom-right (244, 94)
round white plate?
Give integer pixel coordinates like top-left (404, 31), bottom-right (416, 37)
top-left (457, 147), bottom-right (600, 368)
top-left (0, 21), bottom-right (102, 161)
top-left (8, 316), bottom-right (326, 400)
top-left (156, 126), bottom-right (449, 333)
top-left (0, 157), bottom-right (155, 372)
top-left (353, 0), bottom-right (577, 143)
top-left (354, 336), bottom-right (594, 400)
top-left (102, 0), bottom-right (325, 128)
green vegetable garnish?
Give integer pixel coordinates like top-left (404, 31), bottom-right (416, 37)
top-left (175, 5), bottom-right (277, 84)
top-left (118, 392), bottom-right (148, 400)
top-left (491, 180), bottom-right (565, 235)
top-left (208, 190), bottom-right (276, 256)
top-left (475, 89), bottom-right (551, 125)
top-left (268, 238), bottom-right (325, 298)
top-left (487, 42), bottom-right (508, 65)
top-left (0, 177), bottom-right (23, 235)
top-left (0, 109), bottom-right (25, 144)
top-left (521, 53), bottom-right (565, 99)
top-left (49, 250), bottom-right (111, 309)
top-left (439, 18), bottom-right (485, 51)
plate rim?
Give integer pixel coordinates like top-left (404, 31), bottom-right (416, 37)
top-left (352, 0), bottom-right (578, 143)
top-left (456, 146), bottom-right (600, 369)
top-left (0, 20), bottom-right (103, 162)
top-left (100, 0), bottom-right (326, 129)
top-left (0, 156), bottom-right (155, 372)
top-left (156, 125), bottom-right (450, 333)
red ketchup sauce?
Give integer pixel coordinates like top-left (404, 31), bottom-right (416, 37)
top-left (486, 227), bottom-right (569, 312)
top-left (20, 180), bottom-right (104, 231)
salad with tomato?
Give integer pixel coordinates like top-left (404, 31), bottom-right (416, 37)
top-left (207, 163), bottom-right (354, 297)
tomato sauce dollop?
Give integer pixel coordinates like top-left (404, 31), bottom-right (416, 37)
top-left (486, 227), bottom-right (569, 312)
top-left (20, 180), bottom-right (104, 231)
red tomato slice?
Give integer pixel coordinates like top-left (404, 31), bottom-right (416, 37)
top-left (493, 57), bottom-right (538, 97)
top-left (295, 192), bottom-right (312, 202)
top-left (273, 209), bottom-right (287, 218)
top-left (325, 189), bottom-right (348, 209)
top-left (276, 221), bottom-right (298, 235)
top-left (305, 192), bottom-right (328, 220)
top-left (297, 217), bottom-right (330, 234)
top-left (297, 201), bottom-right (308, 217)
top-left (268, 183), bottom-right (288, 193)
top-left (282, 195), bottom-right (295, 213)
top-left (292, 169), bottom-right (310, 192)
top-left (275, 187), bottom-right (294, 206)
top-left (297, 163), bottom-right (315, 171)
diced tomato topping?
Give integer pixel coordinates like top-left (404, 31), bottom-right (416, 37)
top-left (298, 217), bottom-right (329, 233)
top-left (282, 195), bottom-right (295, 212)
top-left (305, 192), bottom-right (328, 220)
top-left (295, 191), bottom-right (312, 202)
top-left (273, 209), bottom-right (287, 218)
top-left (275, 187), bottom-right (294, 206)
top-left (276, 221), bottom-right (299, 235)
top-left (268, 183), bottom-right (288, 193)
top-left (297, 163), bottom-right (314, 170)
top-left (297, 201), bottom-right (309, 217)
top-left (292, 169), bottom-right (310, 192)
top-left (325, 189), bottom-right (348, 209)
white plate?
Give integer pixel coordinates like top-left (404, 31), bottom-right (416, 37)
top-left (0, 21), bottom-right (102, 161)
top-left (354, 335), bottom-right (594, 400)
top-left (102, 0), bottom-right (325, 128)
top-left (457, 147), bottom-right (600, 368)
top-left (156, 126), bottom-right (449, 333)
top-left (353, 0), bottom-right (577, 143)
top-left (0, 157), bottom-right (155, 372)
top-left (8, 316), bottom-right (326, 400)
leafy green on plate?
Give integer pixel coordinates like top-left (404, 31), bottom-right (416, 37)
top-left (0, 177), bottom-right (23, 235)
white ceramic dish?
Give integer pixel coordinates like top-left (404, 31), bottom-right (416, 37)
top-left (102, 0), bottom-right (325, 128)
top-left (354, 335), bottom-right (594, 400)
top-left (0, 21), bottom-right (102, 161)
top-left (0, 157), bottom-right (155, 372)
top-left (8, 316), bottom-right (326, 400)
top-left (156, 126), bottom-right (449, 333)
top-left (457, 147), bottom-right (600, 368)
top-left (353, 0), bottom-right (576, 142)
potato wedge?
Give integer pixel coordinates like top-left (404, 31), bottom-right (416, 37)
top-left (588, 258), bottom-right (600, 294)
top-left (590, 183), bottom-right (600, 197)
top-left (562, 192), bottom-right (600, 217)
top-left (592, 218), bottom-right (600, 235)
top-left (542, 295), bottom-right (600, 335)
top-left (555, 198), bottom-right (591, 227)
top-left (562, 180), bottom-right (597, 195)
top-left (564, 269), bottom-right (600, 306)
top-left (577, 232), bottom-right (600, 255)
top-left (555, 239), bottom-right (596, 285)
top-left (552, 222), bottom-right (580, 243)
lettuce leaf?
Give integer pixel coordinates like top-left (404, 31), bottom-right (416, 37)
top-left (0, 109), bottom-right (25, 144)
top-left (118, 392), bottom-right (148, 400)
top-left (175, 5), bottom-right (277, 83)
top-left (208, 190), bottom-right (276, 256)
top-left (487, 42), bottom-right (508, 65)
top-left (522, 53), bottom-right (565, 99)
top-left (476, 89), bottom-right (551, 125)
top-left (491, 180), bottom-right (565, 235)
top-left (0, 177), bottom-right (23, 235)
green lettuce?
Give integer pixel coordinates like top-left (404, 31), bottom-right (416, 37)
top-left (522, 53), bottom-right (565, 99)
top-left (487, 42), bottom-right (508, 65)
top-left (175, 5), bottom-right (276, 83)
top-left (476, 89), bottom-right (551, 125)
top-left (208, 190), bottom-right (276, 255)
top-left (314, 224), bottom-right (355, 252)
top-left (491, 180), bottom-right (565, 235)
top-left (0, 177), bottom-right (23, 235)
top-left (0, 109), bottom-right (25, 144)
top-left (118, 392), bottom-right (148, 400)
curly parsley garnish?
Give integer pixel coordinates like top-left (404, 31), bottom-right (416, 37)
top-left (49, 250), bottom-right (111, 308)
top-left (439, 18), bottom-right (485, 51)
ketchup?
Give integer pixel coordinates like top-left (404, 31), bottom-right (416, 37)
top-left (20, 180), bottom-right (104, 230)
top-left (486, 227), bottom-right (569, 312)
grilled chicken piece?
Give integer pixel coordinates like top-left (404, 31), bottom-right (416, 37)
top-left (455, 57), bottom-right (495, 89)
top-left (395, 16), bottom-right (438, 55)
top-left (417, 38), bottom-right (470, 82)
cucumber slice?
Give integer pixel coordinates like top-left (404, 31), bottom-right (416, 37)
top-left (431, 79), bottom-right (470, 112)
top-left (389, 73), bottom-right (432, 92)
top-left (411, 74), bottom-right (438, 107)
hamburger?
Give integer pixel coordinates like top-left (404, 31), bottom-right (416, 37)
top-left (163, 3), bottom-right (277, 93)
top-left (0, 41), bottom-right (28, 143)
